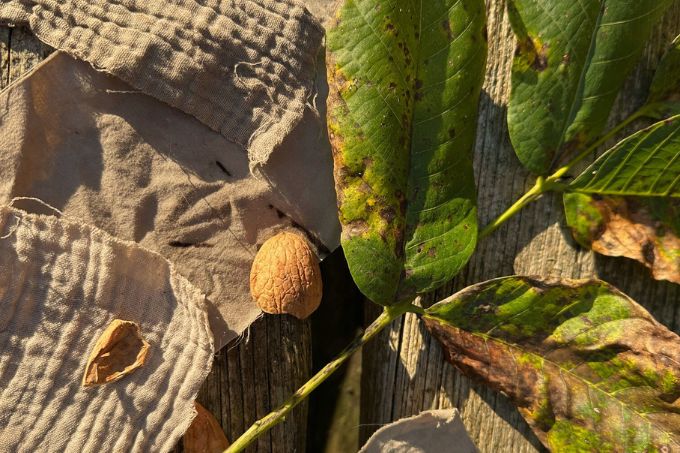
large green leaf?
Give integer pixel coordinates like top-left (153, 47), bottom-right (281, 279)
top-left (646, 34), bottom-right (680, 119)
top-left (326, 0), bottom-right (487, 305)
top-left (424, 276), bottom-right (680, 452)
top-left (568, 115), bottom-right (680, 197)
top-left (507, 0), bottom-right (672, 175)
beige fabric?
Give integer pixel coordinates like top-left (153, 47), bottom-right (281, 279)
top-left (0, 203), bottom-right (214, 453)
top-left (0, 0), bottom-right (324, 168)
top-left (0, 51), bottom-right (340, 349)
top-left (359, 409), bottom-right (478, 453)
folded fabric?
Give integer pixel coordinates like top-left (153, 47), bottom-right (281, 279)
top-left (359, 409), bottom-right (478, 453)
top-left (0, 0), bottom-right (324, 167)
top-left (0, 51), bottom-right (340, 348)
top-left (0, 203), bottom-right (214, 453)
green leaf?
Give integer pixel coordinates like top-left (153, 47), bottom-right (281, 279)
top-left (326, 0), bottom-right (487, 305)
top-left (568, 115), bottom-right (680, 198)
top-left (424, 276), bottom-right (680, 452)
top-left (507, 0), bottom-right (673, 175)
top-left (564, 193), bottom-right (680, 284)
top-left (646, 34), bottom-right (680, 119)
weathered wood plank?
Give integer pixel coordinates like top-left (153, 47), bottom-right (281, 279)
top-left (361, 2), bottom-right (680, 452)
top-left (1, 26), bottom-right (312, 453)
top-left (0, 27), bottom-right (8, 88)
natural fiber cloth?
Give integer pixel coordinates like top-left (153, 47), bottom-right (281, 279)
top-left (0, 51), bottom-right (340, 349)
top-left (359, 409), bottom-right (478, 453)
top-left (0, 203), bottom-right (214, 453)
top-left (0, 0), bottom-right (324, 168)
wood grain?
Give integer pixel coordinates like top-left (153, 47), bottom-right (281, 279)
top-left (0, 25), bottom-right (312, 453)
top-left (361, 2), bottom-right (680, 452)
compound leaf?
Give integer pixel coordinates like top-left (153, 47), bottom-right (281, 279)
top-left (326, 0), bottom-right (487, 305)
top-left (507, 0), bottom-right (672, 175)
top-left (424, 276), bottom-right (680, 452)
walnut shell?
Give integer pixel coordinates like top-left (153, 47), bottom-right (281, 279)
top-left (82, 319), bottom-right (150, 387)
top-left (250, 231), bottom-right (322, 319)
top-left (183, 402), bottom-right (230, 453)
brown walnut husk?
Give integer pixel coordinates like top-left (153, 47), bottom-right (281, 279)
top-left (250, 231), bottom-right (322, 319)
top-left (82, 319), bottom-right (150, 387)
top-left (183, 402), bottom-right (230, 453)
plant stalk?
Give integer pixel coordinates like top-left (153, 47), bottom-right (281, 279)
top-left (478, 107), bottom-right (648, 239)
top-left (224, 302), bottom-right (414, 453)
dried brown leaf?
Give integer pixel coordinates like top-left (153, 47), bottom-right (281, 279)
top-left (82, 319), bottom-right (150, 387)
top-left (183, 402), bottom-right (230, 453)
top-left (564, 193), bottom-right (680, 284)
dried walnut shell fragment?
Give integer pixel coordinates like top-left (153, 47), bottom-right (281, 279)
top-left (250, 231), bottom-right (322, 319)
top-left (82, 319), bottom-right (150, 387)
top-left (183, 402), bottom-right (230, 453)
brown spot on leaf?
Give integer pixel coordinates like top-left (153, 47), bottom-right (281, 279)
top-left (442, 19), bottom-right (453, 41)
top-left (516, 37), bottom-right (549, 72)
top-left (380, 207), bottom-right (397, 223)
top-left (82, 319), bottom-right (150, 387)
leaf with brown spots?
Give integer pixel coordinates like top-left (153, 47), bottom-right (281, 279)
top-left (82, 319), bottom-right (150, 387)
top-left (565, 115), bottom-right (680, 283)
top-left (564, 194), bottom-right (680, 284)
top-left (507, 0), bottom-right (673, 174)
top-left (424, 277), bottom-right (680, 452)
top-left (326, 0), bottom-right (487, 305)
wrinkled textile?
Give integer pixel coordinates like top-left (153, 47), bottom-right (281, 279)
top-left (0, 204), bottom-right (214, 453)
top-left (0, 52), bottom-right (340, 348)
top-left (0, 0), bottom-right (324, 167)
top-left (359, 409), bottom-right (478, 453)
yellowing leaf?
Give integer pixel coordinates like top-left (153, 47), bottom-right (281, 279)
top-left (565, 116), bottom-right (680, 283)
top-left (425, 277), bottom-right (680, 452)
top-left (564, 193), bottom-right (680, 284)
top-left (326, 0), bottom-right (487, 304)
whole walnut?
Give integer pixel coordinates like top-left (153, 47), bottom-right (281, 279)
top-left (250, 231), bottom-right (322, 319)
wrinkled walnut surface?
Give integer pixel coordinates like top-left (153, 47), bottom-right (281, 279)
top-left (250, 231), bottom-right (322, 319)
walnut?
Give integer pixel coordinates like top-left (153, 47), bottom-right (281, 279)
top-left (250, 231), bottom-right (322, 319)
top-left (183, 402), bottom-right (230, 453)
top-left (82, 319), bottom-right (150, 387)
